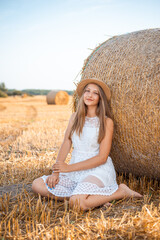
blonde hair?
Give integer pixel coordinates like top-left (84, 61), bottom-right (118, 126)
top-left (69, 84), bottom-right (112, 143)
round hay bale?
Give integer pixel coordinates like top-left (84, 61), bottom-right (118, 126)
top-left (21, 93), bottom-right (28, 98)
top-left (46, 91), bottom-right (69, 105)
top-left (77, 29), bottom-right (160, 179)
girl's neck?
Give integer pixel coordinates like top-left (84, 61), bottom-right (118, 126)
top-left (86, 108), bottom-right (97, 118)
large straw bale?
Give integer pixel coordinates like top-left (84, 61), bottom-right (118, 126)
top-left (77, 29), bottom-right (160, 179)
top-left (46, 90), bottom-right (69, 105)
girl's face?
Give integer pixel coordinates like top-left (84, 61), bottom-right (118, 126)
top-left (83, 83), bottom-right (100, 106)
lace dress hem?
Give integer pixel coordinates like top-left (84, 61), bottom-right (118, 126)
top-left (41, 175), bottom-right (118, 197)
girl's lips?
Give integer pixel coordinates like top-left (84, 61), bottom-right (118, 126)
top-left (86, 99), bottom-right (93, 101)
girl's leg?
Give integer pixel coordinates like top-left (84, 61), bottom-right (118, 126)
top-left (82, 184), bottom-right (142, 210)
top-left (32, 178), bottom-right (65, 200)
top-left (69, 175), bottom-right (142, 211)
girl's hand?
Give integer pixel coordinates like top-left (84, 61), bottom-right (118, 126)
top-left (53, 162), bottom-right (71, 173)
top-left (46, 172), bottom-right (59, 188)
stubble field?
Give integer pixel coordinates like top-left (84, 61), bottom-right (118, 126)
top-left (0, 96), bottom-right (159, 239)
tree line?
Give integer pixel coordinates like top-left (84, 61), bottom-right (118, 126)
top-left (0, 82), bottom-right (73, 97)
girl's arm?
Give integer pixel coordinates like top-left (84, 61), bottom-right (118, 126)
top-left (46, 113), bottom-right (75, 188)
top-left (54, 113), bottom-right (75, 164)
top-left (53, 117), bottom-right (114, 173)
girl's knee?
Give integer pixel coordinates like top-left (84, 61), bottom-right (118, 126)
top-left (32, 179), bottom-right (37, 192)
top-left (32, 178), bottom-right (42, 193)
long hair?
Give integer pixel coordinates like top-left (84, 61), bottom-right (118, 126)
top-left (69, 84), bottom-right (112, 143)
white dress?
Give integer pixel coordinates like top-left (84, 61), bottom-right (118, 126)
top-left (41, 116), bottom-right (118, 197)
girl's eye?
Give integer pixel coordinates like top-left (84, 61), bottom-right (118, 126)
top-left (84, 89), bottom-right (99, 95)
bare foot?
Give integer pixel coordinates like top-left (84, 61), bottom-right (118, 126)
top-left (119, 184), bottom-right (142, 198)
top-left (103, 202), bottom-right (111, 207)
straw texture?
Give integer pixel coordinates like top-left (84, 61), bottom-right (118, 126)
top-left (46, 91), bottom-right (69, 105)
top-left (76, 29), bottom-right (160, 179)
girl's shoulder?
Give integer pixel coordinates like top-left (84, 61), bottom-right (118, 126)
top-left (69, 112), bottom-right (76, 123)
top-left (71, 112), bottom-right (76, 117)
top-left (67, 112), bottom-right (76, 125)
top-left (105, 116), bottom-right (114, 129)
top-left (71, 112), bottom-right (76, 119)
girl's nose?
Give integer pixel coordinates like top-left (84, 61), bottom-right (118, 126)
top-left (88, 91), bottom-right (92, 97)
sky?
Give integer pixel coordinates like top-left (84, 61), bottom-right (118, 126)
top-left (0, 0), bottom-right (160, 91)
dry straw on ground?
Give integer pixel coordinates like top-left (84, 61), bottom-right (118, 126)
top-left (76, 28), bottom-right (160, 180)
top-left (0, 96), bottom-right (160, 239)
top-left (46, 91), bottom-right (69, 105)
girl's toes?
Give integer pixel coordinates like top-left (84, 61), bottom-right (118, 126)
top-left (103, 202), bottom-right (111, 207)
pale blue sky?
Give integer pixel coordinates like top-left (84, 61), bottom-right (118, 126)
top-left (0, 0), bottom-right (159, 90)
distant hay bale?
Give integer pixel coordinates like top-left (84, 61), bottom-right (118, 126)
top-left (46, 91), bottom-right (69, 105)
top-left (21, 93), bottom-right (28, 98)
top-left (75, 29), bottom-right (160, 179)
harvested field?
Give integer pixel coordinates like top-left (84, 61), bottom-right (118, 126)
top-left (0, 96), bottom-right (160, 239)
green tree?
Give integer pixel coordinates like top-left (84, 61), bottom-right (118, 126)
top-left (0, 82), bottom-right (7, 92)
top-left (0, 90), bottom-right (7, 98)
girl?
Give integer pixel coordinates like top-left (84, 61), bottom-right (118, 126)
top-left (32, 78), bottom-right (142, 210)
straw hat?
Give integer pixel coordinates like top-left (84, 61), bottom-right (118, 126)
top-left (76, 78), bottom-right (111, 101)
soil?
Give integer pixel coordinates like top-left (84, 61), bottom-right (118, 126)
top-left (0, 183), bottom-right (32, 198)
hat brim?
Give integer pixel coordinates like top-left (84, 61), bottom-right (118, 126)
top-left (76, 78), bottom-right (111, 101)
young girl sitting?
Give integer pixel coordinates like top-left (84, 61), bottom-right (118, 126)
top-left (32, 78), bottom-right (142, 210)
